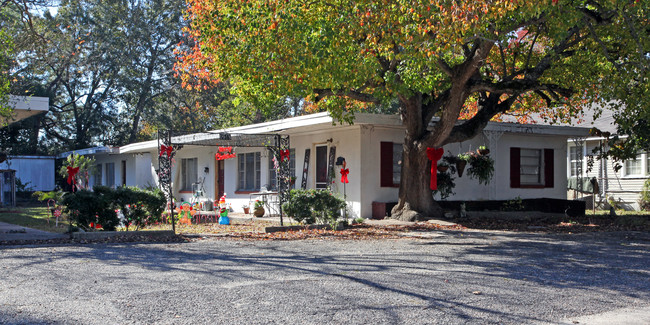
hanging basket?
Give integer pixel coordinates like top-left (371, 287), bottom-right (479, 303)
top-left (437, 165), bottom-right (449, 173)
top-left (477, 148), bottom-right (490, 156)
top-left (456, 160), bottom-right (467, 177)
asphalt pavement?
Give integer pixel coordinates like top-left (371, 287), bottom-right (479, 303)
top-left (0, 229), bottom-right (649, 324)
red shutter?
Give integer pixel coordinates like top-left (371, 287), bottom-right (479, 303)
top-left (380, 142), bottom-right (393, 187)
top-left (544, 148), bottom-right (554, 188)
top-left (510, 147), bottom-right (521, 188)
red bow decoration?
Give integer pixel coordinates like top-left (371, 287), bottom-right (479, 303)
top-left (66, 166), bottom-right (79, 185)
top-left (218, 146), bottom-right (233, 152)
top-left (215, 146), bottom-right (236, 160)
top-left (159, 145), bottom-right (173, 157)
top-left (340, 168), bottom-right (349, 183)
top-left (426, 147), bottom-right (444, 190)
top-left (280, 149), bottom-right (290, 162)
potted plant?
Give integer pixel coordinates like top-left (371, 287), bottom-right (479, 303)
top-left (456, 153), bottom-right (471, 177)
top-left (242, 204), bottom-right (250, 214)
top-left (467, 154), bottom-right (495, 185)
top-left (477, 145), bottom-right (490, 156)
top-left (253, 200), bottom-right (265, 217)
top-left (434, 172), bottom-right (456, 200)
top-left (437, 163), bottom-right (449, 173)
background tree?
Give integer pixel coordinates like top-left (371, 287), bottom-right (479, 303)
top-left (180, 0), bottom-right (648, 221)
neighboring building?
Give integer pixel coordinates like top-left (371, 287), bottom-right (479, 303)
top-left (566, 106), bottom-right (646, 210)
top-left (70, 112), bottom-right (590, 219)
top-left (0, 96), bottom-right (50, 207)
top-left (4, 95), bottom-right (49, 125)
top-left (0, 155), bottom-right (55, 192)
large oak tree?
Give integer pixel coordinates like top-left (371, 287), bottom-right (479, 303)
top-left (181, 1), bottom-right (646, 220)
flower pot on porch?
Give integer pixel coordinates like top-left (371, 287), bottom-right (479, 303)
top-left (477, 149), bottom-right (490, 156)
top-left (253, 207), bottom-right (265, 218)
top-left (243, 207), bottom-right (250, 214)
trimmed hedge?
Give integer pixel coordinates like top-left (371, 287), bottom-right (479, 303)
top-left (62, 186), bottom-right (166, 231)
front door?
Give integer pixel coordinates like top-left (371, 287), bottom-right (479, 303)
top-left (214, 160), bottom-right (225, 199)
top-left (315, 145), bottom-right (328, 189)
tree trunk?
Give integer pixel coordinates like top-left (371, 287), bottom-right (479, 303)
top-left (391, 139), bottom-right (443, 221)
top-left (390, 95), bottom-right (443, 221)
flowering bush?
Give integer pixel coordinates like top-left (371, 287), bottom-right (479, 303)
top-left (282, 189), bottom-right (346, 225)
top-left (253, 200), bottom-right (265, 209)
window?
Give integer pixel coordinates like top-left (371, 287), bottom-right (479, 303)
top-left (268, 149), bottom-right (295, 191)
top-left (105, 163), bottom-right (115, 188)
top-left (510, 147), bottom-right (554, 188)
top-left (380, 142), bottom-right (403, 187)
top-left (569, 146), bottom-right (583, 177)
top-left (520, 149), bottom-right (542, 185)
top-left (94, 164), bottom-right (102, 186)
top-left (624, 153), bottom-right (643, 176)
top-left (181, 158), bottom-right (197, 191)
top-left (238, 152), bottom-right (261, 191)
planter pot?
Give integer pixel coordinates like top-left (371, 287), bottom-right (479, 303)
top-left (253, 207), bottom-right (265, 218)
top-left (243, 207), bottom-right (250, 214)
top-left (437, 165), bottom-right (449, 173)
top-left (456, 160), bottom-right (467, 177)
top-left (477, 149), bottom-right (490, 155)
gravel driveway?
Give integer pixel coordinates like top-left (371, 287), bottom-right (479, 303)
top-left (1, 230), bottom-right (649, 324)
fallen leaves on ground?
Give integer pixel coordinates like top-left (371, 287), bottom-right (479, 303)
top-left (452, 214), bottom-right (650, 233)
top-left (182, 223), bottom-right (466, 241)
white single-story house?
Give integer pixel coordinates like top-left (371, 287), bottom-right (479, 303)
top-left (566, 106), bottom-right (647, 210)
top-left (64, 112), bottom-right (590, 219)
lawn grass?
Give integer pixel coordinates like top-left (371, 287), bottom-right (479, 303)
top-left (0, 207), bottom-right (70, 234)
top-left (589, 209), bottom-right (650, 216)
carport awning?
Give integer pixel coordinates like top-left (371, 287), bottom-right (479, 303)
top-left (168, 131), bottom-right (284, 148)
top-left (3, 96), bottom-right (49, 126)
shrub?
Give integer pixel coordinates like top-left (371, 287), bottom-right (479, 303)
top-left (61, 186), bottom-right (166, 231)
top-left (282, 189), bottom-right (346, 225)
top-left (639, 179), bottom-right (650, 211)
top-left (104, 186), bottom-right (166, 231)
top-left (62, 189), bottom-right (119, 231)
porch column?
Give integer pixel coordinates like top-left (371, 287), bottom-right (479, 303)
top-left (483, 130), bottom-right (503, 200)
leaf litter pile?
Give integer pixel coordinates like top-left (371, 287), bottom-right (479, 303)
top-left (167, 221), bottom-right (465, 241)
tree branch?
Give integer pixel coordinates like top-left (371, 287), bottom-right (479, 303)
top-left (314, 88), bottom-right (380, 104)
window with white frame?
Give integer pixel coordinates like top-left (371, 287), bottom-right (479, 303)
top-left (569, 146), bottom-right (583, 177)
top-left (624, 153), bottom-right (644, 176)
top-left (510, 147), bottom-right (554, 188)
top-left (181, 158), bottom-right (198, 191)
top-left (268, 149), bottom-right (295, 191)
top-left (238, 152), bottom-right (261, 191)
top-left (520, 148), bottom-right (543, 185)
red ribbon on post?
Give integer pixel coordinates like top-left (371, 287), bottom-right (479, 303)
top-left (66, 166), bottom-right (79, 185)
top-left (426, 147), bottom-right (444, 190)
top-left (159, 145), bottom-right (173, 157)
top-left (340, 168), bottom-right (349, 183)
top-left (280, 149), bottom-right (290, 162)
